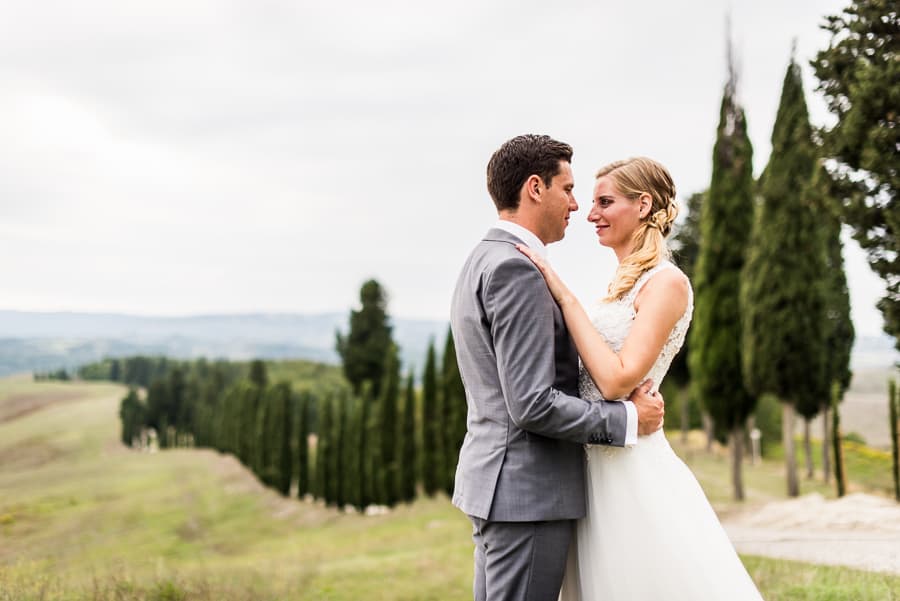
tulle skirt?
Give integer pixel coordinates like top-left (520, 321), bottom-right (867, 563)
top-left (559, 430), bottom-right (763, 601)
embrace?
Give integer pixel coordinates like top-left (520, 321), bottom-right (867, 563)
top-left (449, 135), bottom-right (763, 601)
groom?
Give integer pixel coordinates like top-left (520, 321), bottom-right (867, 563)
top-left (449, 134), bottom-right (665, 601)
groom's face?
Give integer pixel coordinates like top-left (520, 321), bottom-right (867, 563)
top-left (539, 161), bottom-right (578, 244)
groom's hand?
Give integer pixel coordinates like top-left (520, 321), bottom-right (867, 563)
top-left (630, 379), bottom-right (664, 436)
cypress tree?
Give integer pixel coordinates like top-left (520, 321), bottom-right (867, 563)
top-left (239, 383), bottom-right (261, 468)
top-left (146, 379), bottom-right (171, 448)
top-left (259, 383), bottom-right (287, 489)
top-left (296, 391), bottom-right (310, 499)
top-left (668, 191), bottom-right (705, 442)
top-left (254, 389), bottom-right (271, 481)
top-left (442, 328), bottom-right (466, 495)
top-left (315, 394), bottom-right (334, 503)
top-left (688, 42), bottom-right (756, 500)
top-left (364, 382), bottom-right (385, 505)
top-left (342, 390), bottom-right (362, 510)
top-left (158, 415), bottom-right (170, 449)
top-left (145, 379), bottom-right (165, 437)
top-left (275, 382), bottom-right (294, 496)
top-left (226, 382), bottom-right (253, 457)
top-left (741, 54), bottom-right (828, 497)
top-left (192, 400), bottom-right (210, 449)
top-left (379, 344), bottom-right (401, 506)
top-left (400, 371), bottom-right (417, 503)
top-left (366, 379), bottom-right (384, 506)
top-left (421, 340), bottom-right (442, 496)
top-left (812, 0), bottom-right (899, 353)
top-left (335, 280), bottom-right (394, 396)
top-left (358, 382), bottom-right (373, 508)
top-left (216, 385), bottom-right (237, 455)
top-left (153, 357), bottom-right (170, 384)
top-left (890, 379), bottom-right (899, 502)
top-left (812, 166), bottom-right (855, 483)
top-left (228, 383), bottom-right (242, 456)
top-left (168, 368), bottom-right (186, 445)
top-left (198, 366), bottom-right (226, 449)
top-left (831, 383), bottom-right (847, 497)
top-left (118, 388), bottom-right (143, 447)
top-left (332, 391), bottom-right (346, 508)
top-left (249, 359), bottom-right (268, 388)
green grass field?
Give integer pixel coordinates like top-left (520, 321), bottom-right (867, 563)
top-left (1, 375), bottom-right (898, 600)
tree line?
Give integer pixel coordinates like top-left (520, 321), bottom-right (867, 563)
top-left (667, 0), bottom-right (897, 501)
top-left (107, 280), bottom-right (468, 510)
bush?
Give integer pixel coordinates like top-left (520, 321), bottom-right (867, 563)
top-left (843, 431), bottom-right (867, 445)
top-left (753, 393), bottom-right (782, 457)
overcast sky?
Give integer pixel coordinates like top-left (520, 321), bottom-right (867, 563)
top-left (0, 0), bottom-right (888, 337)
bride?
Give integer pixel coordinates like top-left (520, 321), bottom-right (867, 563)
top-left (517, 157), bottom-right (763, 601)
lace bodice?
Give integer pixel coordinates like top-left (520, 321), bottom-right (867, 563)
top-left (578, 260), bottom-right (693, 402)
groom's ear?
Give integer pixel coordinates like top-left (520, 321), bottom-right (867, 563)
top-left (524, 174), bottom-right (543, 203)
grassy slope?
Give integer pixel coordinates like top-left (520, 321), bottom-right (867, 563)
top-left (1, 377), bottom-right (898, 600)
top-left (261, 359), bottom-right (347, 394)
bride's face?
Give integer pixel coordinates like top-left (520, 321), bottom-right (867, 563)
top-left (588, 176), bottom-right (645, 249)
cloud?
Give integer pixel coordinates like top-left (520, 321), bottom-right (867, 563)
top-left (0, 0), bottom-right (885, 338)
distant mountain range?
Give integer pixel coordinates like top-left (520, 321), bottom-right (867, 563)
top-left (0, 310), bottom-right (448, 377)
top-left (0, 310), bottom-right (895, 378)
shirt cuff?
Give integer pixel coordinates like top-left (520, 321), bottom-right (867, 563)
top-left (623, 400), bottom-right (638, 446)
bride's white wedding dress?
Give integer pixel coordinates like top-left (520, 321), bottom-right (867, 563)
top-left (559, 261), bottom-right (763, 601)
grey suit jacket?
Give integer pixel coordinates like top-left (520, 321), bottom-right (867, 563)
top-left (450, 228), bottom-right (628, 522)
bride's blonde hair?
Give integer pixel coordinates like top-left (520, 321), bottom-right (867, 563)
top-left (598, 157), bottom-right (679, 301)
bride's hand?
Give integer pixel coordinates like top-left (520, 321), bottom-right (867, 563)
top-left (515, 244), bottom-right (575, 306)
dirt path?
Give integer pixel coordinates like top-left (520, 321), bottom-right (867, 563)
top-left (722, 493), bottom-right (900, 574)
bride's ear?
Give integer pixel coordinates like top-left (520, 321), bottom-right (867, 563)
top-left (638, 193), bottom-right (652, 218)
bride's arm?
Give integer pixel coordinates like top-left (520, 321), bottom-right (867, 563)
top-left (517, 245), bottom-right (688, 399)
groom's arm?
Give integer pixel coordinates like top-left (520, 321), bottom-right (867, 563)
top-left (484, 255), bottom-right (630, 446)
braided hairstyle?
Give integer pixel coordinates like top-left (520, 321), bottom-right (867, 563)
top-left (597, 157), bottom-right (679, 302)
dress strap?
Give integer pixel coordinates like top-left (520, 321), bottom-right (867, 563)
top-left (627, 260), bottom-right (675, 301)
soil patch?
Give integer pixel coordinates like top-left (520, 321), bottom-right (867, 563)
top-left (0, 436), bottom-right (65, 470)
top-left (0, 389), bottom-right (90, 423)
top-left (723, 493), bottom-right (900, 574)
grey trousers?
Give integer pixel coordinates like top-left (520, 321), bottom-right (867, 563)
top-left (469, 516), bottom-right (574, 601)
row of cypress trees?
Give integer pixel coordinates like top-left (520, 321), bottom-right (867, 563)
top-left (116, 358), bottom-right (243, 451)
top-left (422, 332), bottom-right (467, 496)
top-left (323, 279), bottom-right (466, 506)
top-left (677, 0), bottom-right (898, 501)
top-left (313, 358), bottom-right (414, 509)
top-left (118, 359), bottom-right (307, 498)
top-left (686, 37), bottom-right (855, 500)
top-left (116, 280), bottom-right (469, 511)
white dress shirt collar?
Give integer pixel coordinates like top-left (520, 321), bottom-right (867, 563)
top-left (492, 220), bottom-right (549, 261)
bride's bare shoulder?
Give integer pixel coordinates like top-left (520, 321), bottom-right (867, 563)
top-left (635, 265), bottom-right (690, 312)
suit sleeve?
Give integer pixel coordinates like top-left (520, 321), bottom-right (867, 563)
top-left (483, 256), bottom-right (628, 446)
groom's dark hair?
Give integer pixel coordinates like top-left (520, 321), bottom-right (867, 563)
top-left (486, 134), bottom-right (573, 211)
